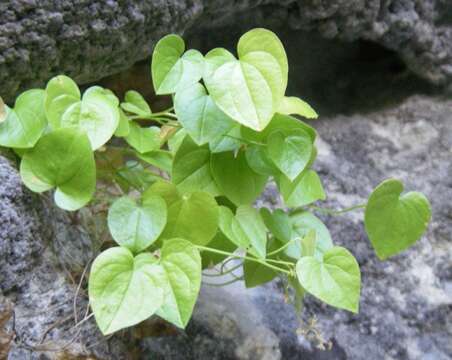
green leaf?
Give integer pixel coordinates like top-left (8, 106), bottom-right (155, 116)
top-left (144, 180), bottom-right (181, 208)
top-left (205, 29), bottom-right (287, 131)
top-left (364, 179), bottom-right (431, 260)
top-left (277, 96), bottom-right (318, 119)
top-left (208, 123), bottom-right (242, 154)
top-left (44, 75), bottom-right (80, 127)
top-left (296, 246), bottom-right (361, 313)
top-left (107, 195), bottom-right (167, 253)
top-left (278, 169), bottom-right (326, 207)
top-left (89, 247), bottom-right (165, 335)
top-left (241, 113), bottom-right (316, 144)
top-left (236, 205), bottom-right (267, 258)
top-left (174, 82), bottom-right (235, 146)
top-left (243, 239), bottom-right (281, 288)
top-left (300, 229), bottom-right (316, 257)
top-left (172, 136), bottom-right (219, 195)
top-left (114, 109), bottom-right (130, 137)
top-left (0, 97), bottom-right (6, 123)
top-left (201, 231), bottom-right (237, 269)
top-left (203, 48), bottom-right (236, 80)
top-left (125, 122), bottom-right (161, 154)
top-left (156, 238), bottom-right (202, 328)
top-left (20, 127), bottom-right (96, 211)
top-left (260, 208), bottom-right (291, 242)
top-left (211, 150), bottom-right (268, 206)
top-left (168, 128), bottom-right (187, 154)
top-left (267, 129), bottom-right (312, 181)
top-left (161, 191), bottom-right (219, 246)
top-left (245, 145), bottom-right (279, 176)
top-left (151, 34), bottom-right (204, 95)
top-left (218, 206), bottom-right (250, 249)
top-left (289, 211), bottom-right (333, 260)
top-left (138, 150), bottom-right (173, 173)
top-left (121, 90), bottom-right (152, 116)
top-left (0, 89), bottom-right (47, 148)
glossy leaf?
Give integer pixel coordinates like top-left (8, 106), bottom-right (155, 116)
top-left (161, 191), bottom-right (219, 246)
top-left (121, 90), bottom-right (152, 116)
top-left (174, 83), bottom-right (235, 146)
top-left (278, 170), bottom-right (326, 207)
top-left (218, 206), bottom-right (250, 249)
top-left (208, 123), bottom-right (242, 154)
top-left (125, 122), bottom-right (161, 154)
top-left (245, 145), bottom-right (278, 176)
top-left (20, 128), bottom-right (96, 211)
top-left (267, 129), bottom-right (312, 181)
top-left (89, 247), bottom-right (165, 335)
top-left (260, 208), bottom-right (291, 242)
top-left (211, 150), bottom-right (268, 205)
top-left (0, 89), bottom-right (47, 148)
top-left (44, 75), bottom-right (80, 127)
top-left (152, 34), bottom-right (204, 95)
top-left (278, 96), bottom-right (318, 119)
top-left (107, 195), bottom-right (167, 253)
top-left (236, 205), bottom-right (267, 258)
top-left (172, 136), bottom-right (219, 195)
top-left (364, 179), bottom-right (431, 259)
top-left (296, 246), bottom-right (361, 313)
top-left (114, 109), bottom-right (130, 137)
top-left (156, 238), bottom-right (202, 328)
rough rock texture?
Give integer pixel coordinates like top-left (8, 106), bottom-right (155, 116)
top-left (2, 0), bottom-right (452, 102)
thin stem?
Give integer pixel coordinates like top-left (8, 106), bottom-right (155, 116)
top-left (196, 245), bottom-right (291, 275)
top-left (267, 239), bottom-right (296, 257)
top-left (203, 277), bottom-right (244, 287)
top-left (291, 203), bottom-right (367, 216)
top-left (202, 262), bottom-right (243, 277)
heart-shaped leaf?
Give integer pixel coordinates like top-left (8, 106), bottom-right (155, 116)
top-left (89, 247), bottom-right (165, 335)
top-left (0, 89), bottom-right (47, 148)
top-left (125, 122), bottom-right (161, 154)
top-left (267, 129), bottom-right (312, 181)
top-left (172, 136), bottom-right (219, 195)
top-left (218, 206), bottom-right (250, 249)
top-left (156, 238), bottom-right (202, 328)
top-left (174, 83), bottom-right (235, 146)
top-left (364, 179), bottom-right (431, 259)
top-left (236, 205), bottom-right (267, 258)
top-left (296, 246), bottom-right (361, 313)
top-left (20, 128), bottom-right (96, 211)
top-left (108, 195), bottom-right (167, 253)
top-left (144, 180), bottom-right (181, 208)
top-left (44, 75), bottom-right (80, 127)
top-left (277, 96), bottom-right (318, 119)
top-left (260, 208), bottom-right (292, 242)
top-left (278, 169), bottom-right (326, 207)
top-left (205, 29), bottom-right (287, 131)
top-left (121, 90), bottom-right (152, 117)
top-left (152, 34), bottom-right (204, 95)
top-left (161, 191), bottom-right (219, 246)
top-left (211, 150), bottom-right (268, 206)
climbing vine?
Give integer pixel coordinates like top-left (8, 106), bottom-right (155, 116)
top-left (0, 29), bottom-right (431, 335)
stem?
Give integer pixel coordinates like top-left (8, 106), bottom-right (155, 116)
top-left (196, 245), bottom-right (291, 275)
top-left (203, 277), bottom-right (244, 287)
top-left (267, 239), bottom-right (295, 257)
top-left (291, 203), bottom-right (367, 216)
top-left (203, 262), bottom-right (243, 277)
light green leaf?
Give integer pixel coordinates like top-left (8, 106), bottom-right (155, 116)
top-left (218, 206), bottom-right (250, 249)
top-left (144, 180), bottom-right (181, 208)
top-left (245, 145), bottom-right (278, 176)
top-left (157, 238), bottom-right (202, 328)
top-left (152, 34), bottom-right (204, 95)
top-left (267, 129), bottom-right (312, 181)
top-left (278, 96), bottom-right (318, 119)
top-left (211, 150), bottom-right (268, 206)
top-left (0, 97), bottom-right (6, 123)
top-left (168, 128), bottom-right (187, 154)
top-left (364, 179), bottom-right (431, 260)
top-left (278, 169), bottom-right (326, 207)
top-left (44, 75), bottom-right (80, 127)
top-left (289, 211), bottom-right (333, 260)
top-left (0, 89), bottom-right (47, 148)
top-left (205, 29), bottom-right (287, 131)
top-left (89, 247), bottom-right (165, 335)
top-left (296, 246), bottom-right (361, 313)
top-left (241, 113), bottom-right (316, 144)
top-left (138, 150), bottom-right (173, 173)
top-left (208, 123), bottom-right (242, 154)
top-left (107, 195), bottom-right (167, 253)
top-left (174, 83), bottom-right (235, 146)
top-left (121, 90), bottom-right (152, 116)
top-left (161, 191), bottom-right (219, 246)
top-left (300, 229), bottom-right (316, 257)
top-left (114, 109), bottom-right (130, 137)
top-left (20, 127), bottom-right (96, 211)
top-left (260, 208), bottom-right (291, 242)
top-left (203, 48), bottom-right (236, 80)
top-left (243, 239), bottom-right (281, 288)
top-left (172, 136), bottom-right (219, 195)
top-left (125, 122), bottom-right (161, 154)
top-left (201, 231), bottom-right (237, 269)
top-left (236, 205), bottom-right (267, 258)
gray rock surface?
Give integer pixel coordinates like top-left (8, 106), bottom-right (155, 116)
top-left (2, 0), bottom-right (452, 102)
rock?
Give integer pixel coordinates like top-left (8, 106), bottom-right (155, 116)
top-left (2, 0), bottom-right (452, 102)
top-left (0, 156), bottom-right (129, 359)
